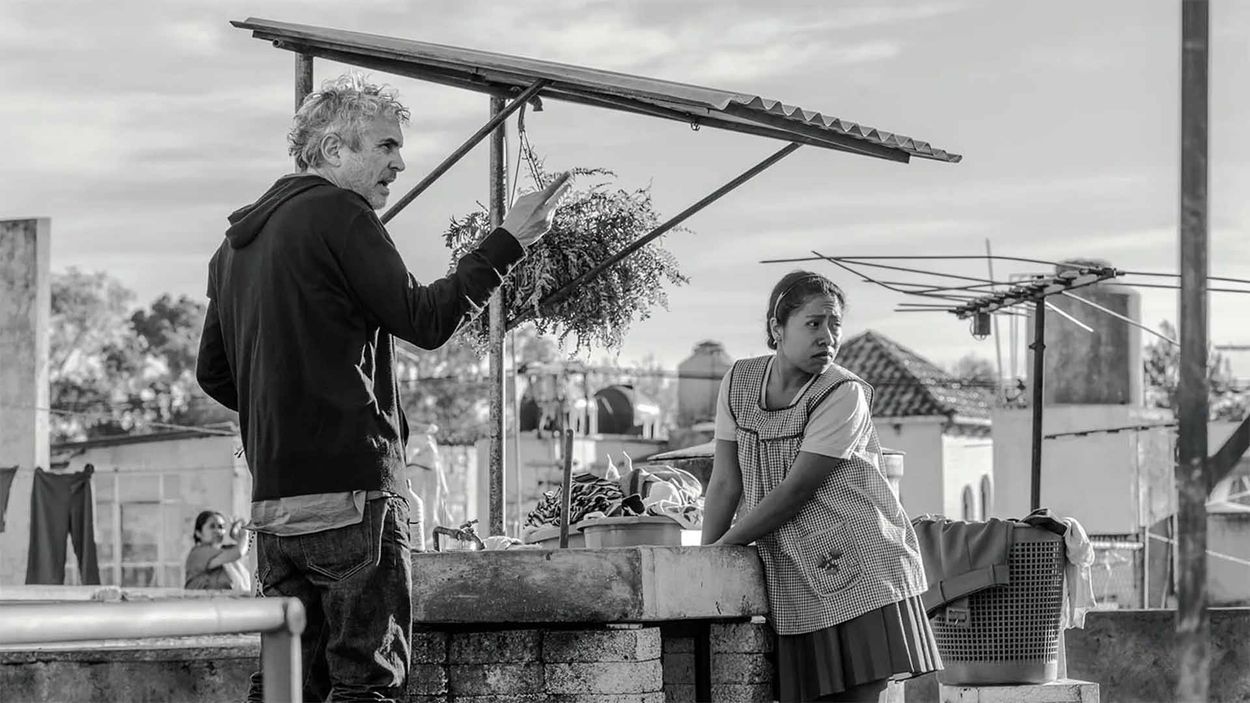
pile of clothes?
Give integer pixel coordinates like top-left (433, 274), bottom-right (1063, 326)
top-left (524, 454), bottom-right (705, 532)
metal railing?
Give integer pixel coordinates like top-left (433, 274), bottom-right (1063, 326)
top-left (0, 597), bottom-right (304, 703)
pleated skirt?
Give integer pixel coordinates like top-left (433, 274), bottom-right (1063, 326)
top-left (775, 595), bottom-right (942, 702)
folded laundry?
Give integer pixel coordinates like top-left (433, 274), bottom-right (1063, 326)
top-left (525, 472), bottom-right (624, 528)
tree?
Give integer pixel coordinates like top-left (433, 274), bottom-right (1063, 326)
top-left (49, 270), bottom-right (231, 442)
top-left (948, 353), bottom-right (998, 386)
top-left (1144, 320), bottom-right (1247, 421)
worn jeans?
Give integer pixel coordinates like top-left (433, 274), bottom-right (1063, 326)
top-left (247, 497), bottom-right (411, 703)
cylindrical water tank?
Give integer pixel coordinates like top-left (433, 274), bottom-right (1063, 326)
top-left (1028, 259), bottom-right (1142, 405)
top-left (676, 340), bottom-right (733, 427)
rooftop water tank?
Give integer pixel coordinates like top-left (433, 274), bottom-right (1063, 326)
top-left (1028, 259), bottom-right (1143, 405)
top-left (677, 340), bottom-right (733, 427)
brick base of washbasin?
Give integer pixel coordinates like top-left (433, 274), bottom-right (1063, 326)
top-left (408, 621), bottom-right (776, 702)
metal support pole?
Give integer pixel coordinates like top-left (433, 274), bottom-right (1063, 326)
top-left (261, 628), bottom-right (301, 703)
top-left (1030, 298), bottom-right (1045, 511)
top-left (295, 53), bottom-right (313, 111)
top-left (382, 81), bottom-right (547, 225)
top-left (1177, 1), bottom-right (1210, 700)
top-left (487, 96), bottom-right (507, 536)
top-left (508, 142), bottom-right (802, 328)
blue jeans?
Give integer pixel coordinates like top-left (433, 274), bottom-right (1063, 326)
top-left (247, 497), bottom-right (411, 702)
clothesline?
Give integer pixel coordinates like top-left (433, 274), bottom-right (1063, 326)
top-left (1148, 532), bottom-right (1250, 568)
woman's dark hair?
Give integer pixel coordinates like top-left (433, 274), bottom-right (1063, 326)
top-left (765, 270), bottom-right (846, 350)
top-left (193, 510), bottom-right (225, 544)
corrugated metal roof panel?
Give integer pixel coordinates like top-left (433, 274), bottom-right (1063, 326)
top-left (231, 18), bottom-right (961, 165)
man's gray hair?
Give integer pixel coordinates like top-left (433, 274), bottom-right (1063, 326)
top-left (288, 74), bottom-right (411, 171)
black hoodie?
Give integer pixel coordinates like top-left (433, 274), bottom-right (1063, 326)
top-left (197, 174), bottom-right (524, 501)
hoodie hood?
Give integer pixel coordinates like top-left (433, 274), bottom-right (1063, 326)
top-left (225, 174), bottom-right (332, 249)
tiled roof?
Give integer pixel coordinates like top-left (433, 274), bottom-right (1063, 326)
top-left (837, 330), bottom-right (991, 420)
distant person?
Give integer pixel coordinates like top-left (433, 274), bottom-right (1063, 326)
top-left (184, 510), bottom-right (251, 592)
top-left (196, 73), bottom-right (570, 702)
top-left (701, 271), bottom-right (941, 703)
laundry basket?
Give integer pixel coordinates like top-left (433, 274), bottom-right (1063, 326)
top-left (931, 524), bottom-right (1065, 686)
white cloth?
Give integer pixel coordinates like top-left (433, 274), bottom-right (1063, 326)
top-left (714, 357), bottom-right (867, 459)
top-left (1061, 516), bottom-right (1096, 628)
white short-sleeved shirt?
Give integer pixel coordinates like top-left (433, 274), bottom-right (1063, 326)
top-left (714, 357), bottom-right (869, 459)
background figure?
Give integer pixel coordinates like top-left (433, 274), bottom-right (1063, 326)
top-left (184, 510), bottom-right (252, 592)
top-left (405, 424), bottom-right (454, 543)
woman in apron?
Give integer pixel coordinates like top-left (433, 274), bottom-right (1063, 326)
top-left (702, 271), bottom-right (941, 702)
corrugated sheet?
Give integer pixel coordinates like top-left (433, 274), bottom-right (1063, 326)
top-left (231, 18), bottom-right (961, 165)
top-left (838, 330), bottom-right (991, 420)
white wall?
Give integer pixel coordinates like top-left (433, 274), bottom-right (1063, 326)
top-left (992, 405), bottom-right (1173, 533)
top-left (942, 434), bottom-right (994, 519)
top-left (875, 418), bottom-right (945, 518)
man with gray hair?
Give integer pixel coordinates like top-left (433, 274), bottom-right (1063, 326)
top-left (197, 74), bottom-right (569, 702)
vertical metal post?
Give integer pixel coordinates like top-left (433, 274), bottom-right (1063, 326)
top-left (1030, 298), bottom-right (1045, 511)
top-left (488, 96), bottom-right (507, 537)
top-left (294, 53), bottom-right (313, 111)
top-left (559, 428), bottom-right (574, 549)
top-left (1177, 0), bottom-right (1210, 699)
top-left (261, 629), bottom-right (301, 703)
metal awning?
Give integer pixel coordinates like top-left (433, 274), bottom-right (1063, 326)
top-left (232, 18), bottom-right (961, 165)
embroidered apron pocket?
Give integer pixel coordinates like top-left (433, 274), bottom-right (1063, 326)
top-left (797, 523), bottom-right (861, 595)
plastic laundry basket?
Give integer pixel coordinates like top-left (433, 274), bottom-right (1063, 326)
top-left (931, 523), bottom-right (1066, 686)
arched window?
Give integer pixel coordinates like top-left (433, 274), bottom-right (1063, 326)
top-left (980, 475), bottom-right (994, 519)
top-left (961, 485), bottom-right (977, 521)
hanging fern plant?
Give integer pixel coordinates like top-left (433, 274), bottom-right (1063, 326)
top-left (444, 147), bottom-right (688, 353)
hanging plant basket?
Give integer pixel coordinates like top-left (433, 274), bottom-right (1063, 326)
top-left (444, 157), bottom-right (688, 353)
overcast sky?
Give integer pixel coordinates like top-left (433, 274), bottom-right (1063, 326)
top-left (6, 0), bottom-right (1250, 374)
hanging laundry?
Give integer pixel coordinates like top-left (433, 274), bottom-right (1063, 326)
top-left (25, 465), bottom-right (101, 585)
top-left (0, 465), bottom-right (17, 533)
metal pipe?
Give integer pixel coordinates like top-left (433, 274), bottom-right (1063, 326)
top-left (381, 81), bottom-right (547, 225)
top-left (1177, 1), bottom-right (1211, 699)
top-left (509, 142), bottom-right (802, 328)
top-left (1030, 298), bottom-right (1045, 511)
top-left (559, 428), bottom-right (574, 549)
top-left (0, 597), bottom-right (305, 644)
top-left (488, 96), bottom-right (508, 537)
top-left (295, 53), bottom-right (313, 110)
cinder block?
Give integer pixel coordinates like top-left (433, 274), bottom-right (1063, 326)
top-left (405, 697), bottom-right (448, 703)
top-left (662, 651), bottom-right (694, 685)
top-left (449, 629), bottom-right (542, 664)
top-left (710, 621), bottom-right (774, 654)
top-left (544, 627), bottom-right (661, 662)
top-left (709, 683), bottom-right (773, 702)
top-left (545, 660), bottom-right (663, 695)
top-left (450, 690), bottom-right (547, 695)
top-left (712, 653), bottom-right (772, 684)
top-left (412, 629), bottom-right (448, 663)
top-left (448, 663), bottom-right (544, 696)
top-left (664, 683), bottom-right (696, 703)
top-left (549, 693), bottom-right (665, 703)
top-left (406, 663), bottom-right (448, 696)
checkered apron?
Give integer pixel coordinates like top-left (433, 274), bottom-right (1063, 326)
top-left (727, 356), bottom-right (928, 635)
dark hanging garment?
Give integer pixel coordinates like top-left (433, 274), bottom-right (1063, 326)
top-left (0, 466), bottom-right (17, 532)
top-left (25, 466), bottom-right (101, 585)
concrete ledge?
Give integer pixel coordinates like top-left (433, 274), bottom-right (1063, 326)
top-left (412, 546), bottom-right (767, 624)
top-left (1065, 608), bottom-right (1250, 703)
top-left (939, 679), bottom-right (1099, 702)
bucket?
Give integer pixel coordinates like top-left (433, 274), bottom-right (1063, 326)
top-left (580, 516), bottom-right (682, 548)
top-left (521, 524), bottom-right (586, 549)
top-left (932, 524), bottom-right (1066, 686)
